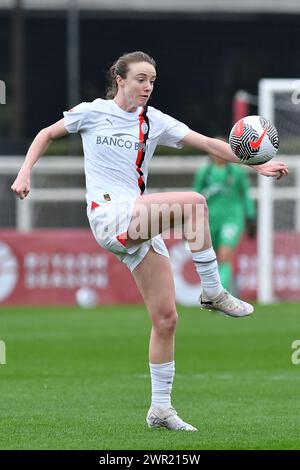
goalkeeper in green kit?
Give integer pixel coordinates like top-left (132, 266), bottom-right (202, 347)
top-left (193, 142), bottom-right (256, 292)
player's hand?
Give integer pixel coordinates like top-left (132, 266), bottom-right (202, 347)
top-left (254, 161), bottom-right (288, 180)
top-left (11, 172), bottom-right (30, 199)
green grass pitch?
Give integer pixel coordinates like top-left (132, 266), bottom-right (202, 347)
top-left (0, 303), bottom-right (299, 450)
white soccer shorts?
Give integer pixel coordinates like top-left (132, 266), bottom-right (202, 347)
top-left (87, 197), bottom-right (169, 272)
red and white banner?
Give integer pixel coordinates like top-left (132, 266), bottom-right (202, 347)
top-left (0, 230), bottom-right (140, 305)
top-left (234, 232), bottom-right (300, 301)
top-left (0, 230), bottom-right (299, 305)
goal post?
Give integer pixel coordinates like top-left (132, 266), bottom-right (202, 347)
top-left (258, 79), bottom-right (300, 303)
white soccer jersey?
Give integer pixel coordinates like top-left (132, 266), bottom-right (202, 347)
top-left (63, 98), bottom-right (190, 203)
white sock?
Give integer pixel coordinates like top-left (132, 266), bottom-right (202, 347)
top-left (149, 361), bottom-right (175, 409)
top-left (192, 247), bottom-right (223, 298)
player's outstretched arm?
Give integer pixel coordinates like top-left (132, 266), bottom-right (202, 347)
top-left (181, 131), bottom-right (289, 180)
top-left (181, 131), bottom-right (240, 163)
top-left (11, 118), bottom-right (68, 200)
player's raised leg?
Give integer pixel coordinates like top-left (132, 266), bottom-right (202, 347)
top-left (132, 248), bottom-right (197, 431)
top-left (127, 192), bottom-right (253, 318)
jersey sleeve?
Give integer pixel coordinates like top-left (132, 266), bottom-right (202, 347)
top-left (157, 112), bottom-right (190, 148)
top-left (63, 102), bottom-right (92, 133)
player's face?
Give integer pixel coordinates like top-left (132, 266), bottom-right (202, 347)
top-left (117, 62), bottom-right (156, 111)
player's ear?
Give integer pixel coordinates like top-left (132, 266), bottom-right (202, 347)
top-left (115, 75), bottom-right (124, 87)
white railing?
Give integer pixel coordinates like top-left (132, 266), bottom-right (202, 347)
top-left (1, 155), bottom-right (299, 232)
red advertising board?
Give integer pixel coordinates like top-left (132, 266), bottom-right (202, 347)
top-left (235, 232), bottom-right (300, 301)
top-left (0, 229), bottom-right (299, 305)
top-left (0, 230), bottom-right (141, 305)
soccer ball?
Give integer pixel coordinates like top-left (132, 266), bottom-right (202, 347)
top-left (229, 115), bottom-right (279, 165)
top-left (75, 287), bottom-right (98, 308)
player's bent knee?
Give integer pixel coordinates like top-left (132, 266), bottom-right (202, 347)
top-left (184, 192), bottom-right (208, 220)
top-left (189, 191), bottom-right (206, 206)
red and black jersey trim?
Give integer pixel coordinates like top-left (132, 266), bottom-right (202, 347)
top-left (136, 105), bottom-right (150, 194)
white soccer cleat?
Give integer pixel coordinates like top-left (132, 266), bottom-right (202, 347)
top-left (199, 289), bottom-right (254, 318)
top-left (146, 406), bottom-right (198, 432)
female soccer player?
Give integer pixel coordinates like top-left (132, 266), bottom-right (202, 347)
top-left (11, 51), bottom-right (288, 432)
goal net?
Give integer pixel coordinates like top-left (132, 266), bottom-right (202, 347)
top-left (258, 79), bottom-right (300, 302)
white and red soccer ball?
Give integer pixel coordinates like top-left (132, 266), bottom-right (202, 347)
top-left (229, 115), bottom-right (279, 165)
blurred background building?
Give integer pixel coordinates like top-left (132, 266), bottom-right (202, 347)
top-left (1, 0), bottom-right (300, 152)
